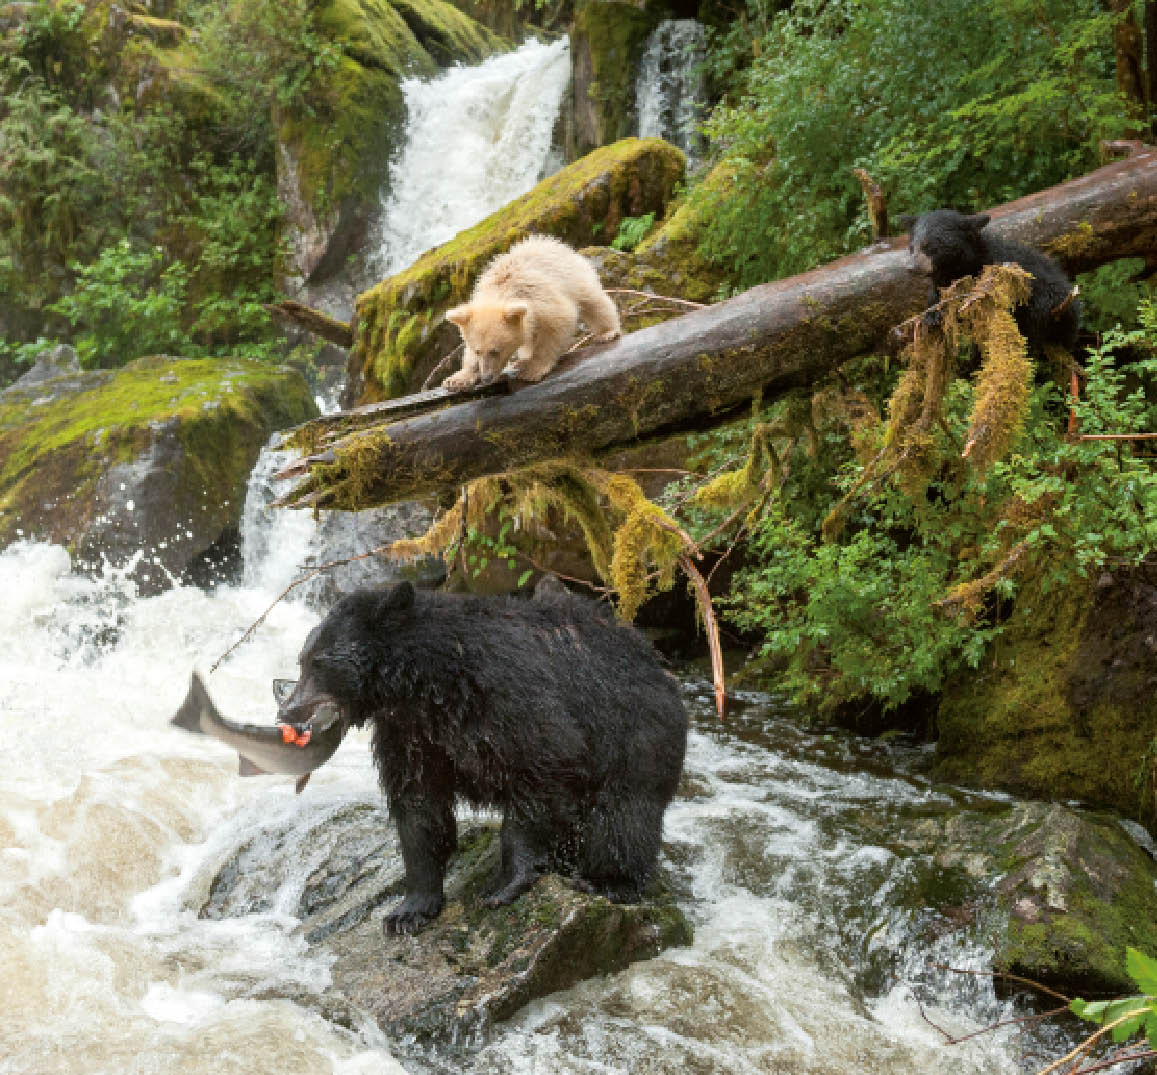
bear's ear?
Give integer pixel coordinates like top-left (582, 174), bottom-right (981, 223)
top-left (382, 581), bottom-right (415, 613)
top-left (965, 213), bottom-right (991, 233)
top-left (503, 302), bottom-right (529, 324)
top-left (446, 305), bottom-right (472, 327)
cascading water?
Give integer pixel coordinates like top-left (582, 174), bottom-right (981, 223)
top-left (0, 37), bottom-right (1110, 1075)
top-left (370, 38), bottom-right (571, 279)
top-left (635, 20), bottom-right (707, 162)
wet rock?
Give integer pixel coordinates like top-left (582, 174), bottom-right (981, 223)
top-left (905, 801), bottom-right (1157, 995)
top-left (202, 801), bottom-right (693, 1045)
top-left (0, 355), bottom-right (317, 593)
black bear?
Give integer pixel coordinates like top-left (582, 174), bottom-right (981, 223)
top-left (277, 582), bottom-right (688, 934)
top-left (908, 209), bottom-right (1080, 352)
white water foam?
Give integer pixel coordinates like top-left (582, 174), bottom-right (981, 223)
top-left (370, 37), bottom-right (571, 278)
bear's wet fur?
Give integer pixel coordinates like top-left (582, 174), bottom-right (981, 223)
top-left (281, 582), bottom-right (688, 934)
top-left (908, 209), bottom-right (1080, 353)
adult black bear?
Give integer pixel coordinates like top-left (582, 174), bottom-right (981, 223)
top-left (908, 209), bottom-right (1080, 352)
top-left (278, 582), bottom-right (688, 934)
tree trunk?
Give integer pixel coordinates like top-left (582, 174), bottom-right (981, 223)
top-left (275, 150), bottom-right (1157, 511)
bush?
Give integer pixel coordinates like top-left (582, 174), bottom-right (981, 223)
top-left (693, 0), bottom-right (1126, 288)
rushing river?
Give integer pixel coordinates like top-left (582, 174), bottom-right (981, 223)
top-left (1, 501), bottom-right (1056, 1074)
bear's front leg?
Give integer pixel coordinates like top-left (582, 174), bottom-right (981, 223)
top-left (443, 350), bottom-right (482, 391)
top-left (385, 795), bottom-right (456, 935)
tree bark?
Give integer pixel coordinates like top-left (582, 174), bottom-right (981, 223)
top-left (275, 150), bottom-right (1157, 511)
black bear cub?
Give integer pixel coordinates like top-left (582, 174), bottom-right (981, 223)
top-left (908, 209), bottom-right (1080, 352)
top-left (279, 582), bottom-right (688, 934)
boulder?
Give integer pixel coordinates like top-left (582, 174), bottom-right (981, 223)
top-left (0, 354), bottom-right (317, 592)
top-left (349, 136), bottom-right (686, 402)
top-left (201, 802), bottom-right (693, 1046)
top-left (909, 801), bottom-right (1157, 996)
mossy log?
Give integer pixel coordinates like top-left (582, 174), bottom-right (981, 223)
top-left (276, 149), bottom-right (1157, 510)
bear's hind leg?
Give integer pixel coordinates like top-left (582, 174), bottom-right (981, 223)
top-left (578, 287), bottom-right (621, 345)
top-left (385, 796), bottom-right (456, 934)
top-left (484, 809), bottom-right (552, 907)
top-left (576, 793), bottom-right (666, 904)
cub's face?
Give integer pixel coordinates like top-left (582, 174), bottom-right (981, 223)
top-left (446, 302), bottom-right (528, 381)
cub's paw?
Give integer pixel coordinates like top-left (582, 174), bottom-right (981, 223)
top-left (382, 893), bottom-right (444, 935)
top-left (593, 328), bottom-right (621, 344)
top-left (506, 360), bottom-right (551, 383)
top-left (442, 370), bottom-right (478, 392)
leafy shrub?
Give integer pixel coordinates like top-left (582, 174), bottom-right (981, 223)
top-left (612, 213), bottom-right (657, 252)
top-left (693, 0), bottom-right (1126, 288)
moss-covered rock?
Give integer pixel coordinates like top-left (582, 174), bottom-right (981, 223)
top-left (934, 566), bottom-right (1157, 825)
top-left (201, 803), bottom-right (693, 1046)
top-left (0, 354), bottom-right (317, 592)
top-left (349, 137), bottom-right (685, 402)
top-left (277, 0), bottom-right (506, 286)
top-left (919, 802), bottom-right (1157, 996)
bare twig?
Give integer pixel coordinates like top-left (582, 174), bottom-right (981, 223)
top-left (421, 343), bottom-right (465, 390)
top-left (680, 553), bottom-right (726, 720)
top-left (605, 288), bottom-right (707, 309)
top-left (927, 962), bottom-right (1073, 1005)
top-left (1067, 1047), bottom-right (1157, 1074)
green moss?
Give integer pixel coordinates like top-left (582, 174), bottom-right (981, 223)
top-left (0, 356), bottom-right (315, 547)
top-left (934, 564), bottom-right (1157, 824)
top-left (352, 138), bottom-right (686, 401)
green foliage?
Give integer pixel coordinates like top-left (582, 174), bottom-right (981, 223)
top-left (679, 298), bottom-right (1157, 716)
top-left (48, 242), bottom-right (193, 368)
top-left (1071, 947), bottom-right (1157, 1048)
top-left (1077, 258), bottom-right (1153, 334)
top-left (191, 0), bottom-right (346, 158)
top-left (694, 0), bottom-right (1126, 288)
top-left (611, 212), bottom-right (656, 252)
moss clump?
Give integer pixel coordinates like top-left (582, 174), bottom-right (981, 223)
top-left (935, 563), bottom-right (1157, 825)
top-left (352, 137), bottom-right (686, 401)
top-left (0, 355), bottom-right (316, 553)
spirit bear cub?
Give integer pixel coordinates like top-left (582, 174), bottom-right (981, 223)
top-left (443, 235), bottom-right (621, 389)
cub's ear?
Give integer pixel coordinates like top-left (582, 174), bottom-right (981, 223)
top-left (446, 305), bottom-right (472, 327)
top-left (965, 213), bottom-right (991, 232)
top-left (382, 581), bottom-right (415, 612)
top-left (503, 302), bottom-right (529, 324)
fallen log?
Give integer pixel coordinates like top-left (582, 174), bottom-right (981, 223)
top-left (275, 150), bottom-right (1157, 511)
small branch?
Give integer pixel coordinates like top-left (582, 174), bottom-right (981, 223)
top-left (421, 343), bottom-right (464, 391)
top-left (266, 300), bottom-right (354, 348)
top-left (927, 962), bottom-right (1073, 1005)
top-left (679, 553), bottom-right (726, 721)
top-left (1079, 432), bottom-right (1157, 441)
top-left (852, 167), bottom-right (889, 239)
top-left (1067, 1047), bottom-right (1157, 1074)
top-left (605, 288), bottom-right (707, 309)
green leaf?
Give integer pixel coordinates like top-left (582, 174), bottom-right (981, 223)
top-left (1127, 947), bottom-right (1157, 997)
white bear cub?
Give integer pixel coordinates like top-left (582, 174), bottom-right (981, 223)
top-left (442, 235), bottom-right (621, 390)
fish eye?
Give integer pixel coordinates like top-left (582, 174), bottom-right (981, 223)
top-left (272, 678), bottom-right (296, 706)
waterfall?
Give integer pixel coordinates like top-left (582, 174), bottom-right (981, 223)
top-left (635, 19), bottom-right (707, 161)
top-left (371, 38), bottom-right (571, 279)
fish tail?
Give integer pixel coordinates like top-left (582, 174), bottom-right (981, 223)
top-left (170, 672), bottom-right (211, 735)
